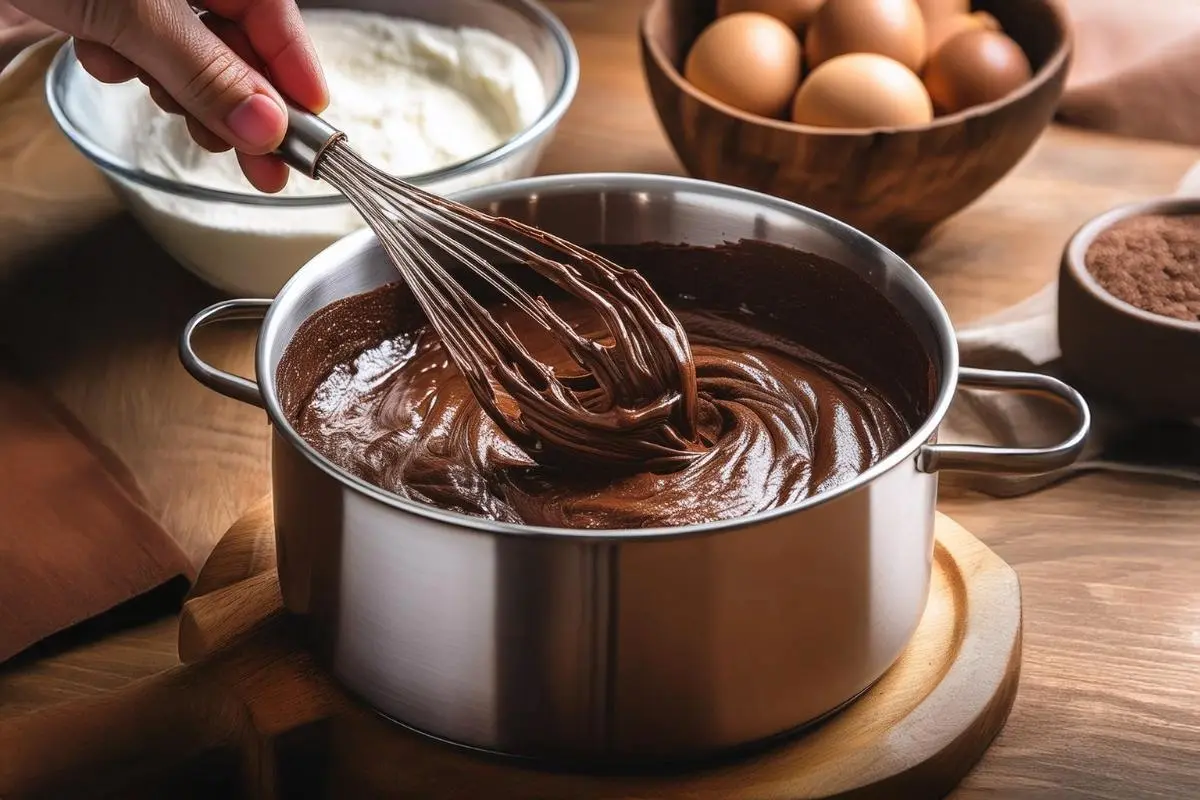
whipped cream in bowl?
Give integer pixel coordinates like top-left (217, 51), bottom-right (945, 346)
top-left (46, 0), bottom-right (578, 297)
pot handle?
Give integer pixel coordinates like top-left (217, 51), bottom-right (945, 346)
top-left (180, 299), bottom-right (272, 409)
top-left (918, 366), bottom-right (1091, 474)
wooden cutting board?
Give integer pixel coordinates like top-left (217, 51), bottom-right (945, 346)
top-left (0, 498), bottom-right (1022, 799)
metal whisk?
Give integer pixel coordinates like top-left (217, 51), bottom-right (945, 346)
top-left (276, 107), bottom-right (701, 469)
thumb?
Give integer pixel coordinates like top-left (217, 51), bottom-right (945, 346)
top-left (111, 1), bottom-right (288, 154)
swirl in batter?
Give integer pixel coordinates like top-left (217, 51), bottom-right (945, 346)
top-left (290, 297), bottom-right (913, 529)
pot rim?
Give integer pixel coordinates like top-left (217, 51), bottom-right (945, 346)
top-left (257, 173), bottom-right (959, 541)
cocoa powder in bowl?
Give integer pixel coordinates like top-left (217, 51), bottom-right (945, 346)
top-left (1058, 200), bottom-right (1200, 420)
top-left (1084, 213), bottom-right (1200, 322)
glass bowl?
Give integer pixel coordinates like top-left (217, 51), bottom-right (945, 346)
top-left (44, 0), bottom-right (579, 297)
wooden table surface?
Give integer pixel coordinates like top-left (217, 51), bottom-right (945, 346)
top-left (1, 2), bottom-right (1199, 798)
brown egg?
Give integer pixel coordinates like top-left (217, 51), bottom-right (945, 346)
top-left (792, 52), bottom-right (933, 128)
top-left (806, 0), bottom-right (927, 73)
top-left (926, 11), bottom-right (1001, 57)
top-left (922, 28), bottom-right (1032, 114)
top-left (716, 0), bottom-right (827, 32)
top-left (685, 12), bottom-right (803, 119)
top-left (913, 0), bottom-right (968, 27)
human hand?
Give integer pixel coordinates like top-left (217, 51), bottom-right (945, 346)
top-left (10, 0), bottom-right (329, 192)
top-left (0, 2), bottom-right (54, 70)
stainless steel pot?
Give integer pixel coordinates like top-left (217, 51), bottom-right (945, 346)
top-left (181, 174), bottom-right (1089, 764)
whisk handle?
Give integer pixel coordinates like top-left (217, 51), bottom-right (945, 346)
top-left (276, 104), bottom-right (345, 178)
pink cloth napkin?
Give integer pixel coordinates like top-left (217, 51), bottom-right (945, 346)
top-left (1058, 0), bottom-right (1200, 147)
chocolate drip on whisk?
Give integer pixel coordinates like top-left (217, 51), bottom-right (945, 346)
top-left (277, 109), bottom-right (701, 469)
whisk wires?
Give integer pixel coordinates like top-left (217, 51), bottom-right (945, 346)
top-left (316, 139), bottom-right (702, 469)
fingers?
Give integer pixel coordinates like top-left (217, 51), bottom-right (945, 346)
top-left (200, 12), bottom-right (289, 188)
top-left (144, 74), bottom-right (181, 113)
top-left (20, 0), bottom-right (300, 193)
top-left (200, 0), bottom-right (328, 112)
top-left (76, 43), bottom-right (227, 153)
top-left (17, 0), bottom-right (288, 154)
top-left (238, 151), bottom-right (289, 193)
top-left (132, 68), bottom-right (225, 153)
top-left (0, 8), bottom-right (55, 65)
top-left (72, 40), bottom-right (139, 83)
top-left (200, 11), bottom-right (264, 73)
top-left (107, 0), bottom-right (288, 156)
top-left (77, 23), bottom-right (280, 185)
top-left (187, 114), bottom-right (234, 153)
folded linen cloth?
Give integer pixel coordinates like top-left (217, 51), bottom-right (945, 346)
top-left (939, 165), bottom-right (1200, 497)
top-left (0, 358), bottom-right (194, 664)
top-left (0, 33), bottom-right (194, 664)
top-left (1058, 0), bottom-right (1200, 148)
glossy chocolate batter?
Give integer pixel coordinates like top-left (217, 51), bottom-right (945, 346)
top-left (277, 241), bottom-right (935, 529)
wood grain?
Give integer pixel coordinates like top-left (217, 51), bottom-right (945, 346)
top-left (0, 2), bottom-right (1198, 798)
top-left (640, 0), bottom-right (1072, 252)
top-left (0, 661), bottom-right (245, 799)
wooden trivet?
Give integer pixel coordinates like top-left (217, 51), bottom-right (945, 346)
top-left (0, 498), bottom-right (1022, 800)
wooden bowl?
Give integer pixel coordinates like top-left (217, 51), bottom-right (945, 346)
top-left (1058, 198), bottom-right (1200, 421)
top-left (639, 0), bottom-right (1072, 253)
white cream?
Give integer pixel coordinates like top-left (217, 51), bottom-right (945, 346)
top-left (84, 10), bottom-right (549, 295)
top-left (131, 10), bottom-right (547, 196)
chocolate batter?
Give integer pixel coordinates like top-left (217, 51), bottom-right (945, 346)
top-left (278, 241), bottom-right (935, 529)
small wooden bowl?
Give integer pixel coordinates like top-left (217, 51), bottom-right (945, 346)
top-left (1058, 198), bottom-right (1200, 421)
top-left (639, 0), bottom-right (1071, 253)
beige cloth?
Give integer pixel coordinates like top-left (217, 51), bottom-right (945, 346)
top-left (940, 166), bottom-right (1200, 498)
top-left (1059, 0), bottom-right (1200, 147)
